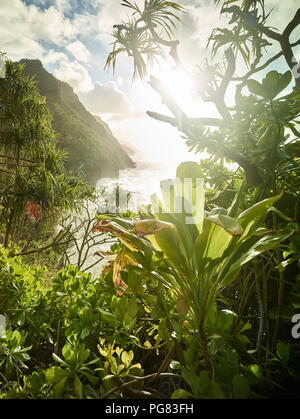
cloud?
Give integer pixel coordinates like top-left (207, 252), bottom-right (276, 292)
top-left (79, 81), bottom-right (131, 114)
top-left (66, 41), bottom-right (91, 63)
top-left (54, 60), bottom-right (94, 92)
top-left (106, 109), bottom-right (145, 122)
top-left (43, 49), bottom-right (68, 65)
top-left (93, 0), bottom-right (135, 44)
top-left (173, 3), bottom-right (226, 68)
top-left (0, 0), bottom-right (89, 62)
top-left (266, 0), bottom-right (299, 36)
top-left (54, 0), bottom-right (71, 13)
top-left (0, 0), bottom-right (76, 44)
top-left (79, 80), bottom-right (146, 121)
top-left (1, 37), bottom-right (44, 62)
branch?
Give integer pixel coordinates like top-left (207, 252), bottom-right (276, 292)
top-left (280, 8), bottom-right (300, 84)
top-left (282, 8), bottom-right (300, 40)
top-left (147, 76), bottom-right (262, 185)
top-left (258, 24), bottom-right (281, 43)
top-left (149, 75), bottom-right (190, 130)
top-left (258, 9), bottom-right (300, 85)
top-left (13, 227), bottom-right (73, 257)
top-left (148, 26), bottom-right (183, 69)
top-left (214, 48), bottom-right (236, 119)
top-left (147, 111), bottom-right (223, 127)
top-left (219, 48), bottom-right (236, 100)
top-left (232, 39), bottom-right (300, 84)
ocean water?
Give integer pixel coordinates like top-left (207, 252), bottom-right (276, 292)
top-left (95, 163), bottom-right (177, 213)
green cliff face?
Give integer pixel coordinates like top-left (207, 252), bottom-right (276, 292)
top-left (18, 59), bottom-right (135, 186)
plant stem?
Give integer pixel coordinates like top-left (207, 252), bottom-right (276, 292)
top-left (255, 263), bottom-right (266, 365)
top-left (4, 208), bottom-right (13, 248)
top-left (272, 251), bottom-right (286, 352)
top-left (199, 329), bottom-right (214, 381)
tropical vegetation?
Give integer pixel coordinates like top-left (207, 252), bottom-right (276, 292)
top-left (0, 0), bottom-right (299, 399)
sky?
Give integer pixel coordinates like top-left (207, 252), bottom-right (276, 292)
top-left (1, 0), bottom-right (299, 170)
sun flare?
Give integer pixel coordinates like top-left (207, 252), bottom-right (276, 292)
top-left (153, 67), bottom-right (196, 114)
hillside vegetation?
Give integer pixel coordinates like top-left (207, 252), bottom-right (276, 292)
top-left (19, 59), bottom-right (135, 185)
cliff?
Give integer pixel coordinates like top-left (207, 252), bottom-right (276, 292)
top-left (18, 59), bottom-right (135, 185)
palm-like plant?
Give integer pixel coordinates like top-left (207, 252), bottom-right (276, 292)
top-left (0, 59), bottom-right (89, 247)
top-left (106, 20), bottom-right (164, 80)
top-left (105, 1), bottom-right (184, 79)
top-left (93, 162), bottom-right (293, 378)
top-left (122, 0), bottom-right (184, 38)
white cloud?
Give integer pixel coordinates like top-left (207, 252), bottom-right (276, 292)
top-left (93, 0), bottom-right (136, 44)
top-left (55, 0), bottom-right (71, 13)
top-left (54, 60), bottom-right (94, 92)
top-left (66, 41), bottom-right (91, 63)
top-left (0, 0), bottom-right (79, 61)
top-left (1, 37), bottom-right (44, 62)
top-left (43, 49), bottom-right (68, 65)
top-left (79, 81), bottom-right (132, 114)
top-left (266, 0), bottom-right (299, 36)
top-left (79, 80), bottom-right (146, 121)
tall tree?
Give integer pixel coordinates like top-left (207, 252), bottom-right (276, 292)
top-left (0, 59), bottom-right (89, 247)
top-left (105, 0), bottom-right (300, 191)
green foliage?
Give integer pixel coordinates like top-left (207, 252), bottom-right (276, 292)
top-left (96, 338), bottom-right (143, 397)
top-left (1, 0), bottom-right (300, 401)
top-left (91, 161), bottom-right (298, 396)
top-left (106, 0), bottom-right (184, 79)
top-left (0, 59), bottom-right (90, 248)
top-left (45, 339), bottom-right (98, 399)
top-left (247, 71), bottom-right (292, 100)
top-left (0, 248), bottom-right (172, 398)
top-left (0, 330), bottom-right (31, 379)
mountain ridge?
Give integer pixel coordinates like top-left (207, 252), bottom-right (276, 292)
top-left (18, 59), bottom-right (135, 185)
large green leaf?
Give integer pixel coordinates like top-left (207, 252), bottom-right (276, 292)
top-left (232, 374), bottom-right (250, 399)
top-left (155, 210), bottom-right (197, 261)
top-left (133, 219), bottom-right (175, 237)
top-left (148, 226), bottom-right (190, 272)
top-left (237, 193), bottom-right (282, 237)
top-left (45, 366), bottom-right (68, 384)
top-left (262, 71), bottom-right (292, 100)
top-left (205, 213), bottom-right (243, 236)
top-left (247, 79), bottom-right (267, 98)
top-left (158, 169), bottom-right (204, 234)
top-left (62, 345), bottom-right (75, 365)
top-left (53, 377), bottom-right (68, 399)
top-left (247, 71), bottom-right (292, 100)
top-left (151, 172), bottom-right (204, 259)
top-left (74, 374), bottom-right (83, 399)
top-left (193, 220), bottom-right (233, 273)
top-left (218, 229), bottom-right (293, 287)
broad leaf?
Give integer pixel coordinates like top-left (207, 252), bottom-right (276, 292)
top-left (205, 213), bottom-right (243, 236)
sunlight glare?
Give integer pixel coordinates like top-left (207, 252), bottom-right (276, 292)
top-left (153, 67), bottom-right (196, 114)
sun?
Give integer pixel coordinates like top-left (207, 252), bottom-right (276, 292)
top-left (152, 66), bottom-right (196, 114)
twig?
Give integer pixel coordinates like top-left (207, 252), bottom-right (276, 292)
top-left (99, 372), bottom-right (182, 399)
